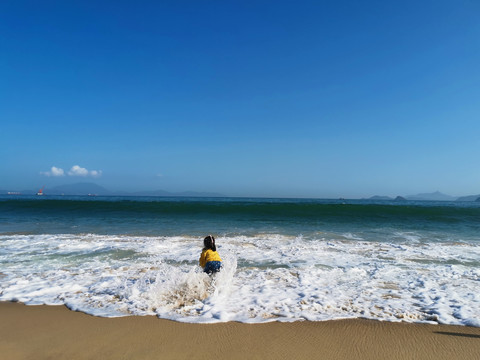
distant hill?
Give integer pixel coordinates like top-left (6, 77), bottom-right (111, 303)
top-left (368, 191), bottom-right (458, 201)
top-left (368, 195), bottom-right (394, 200)
top-left (405, 191), bottom-right (456, 201)
top-left (456, 194), bottom-right (480, 202)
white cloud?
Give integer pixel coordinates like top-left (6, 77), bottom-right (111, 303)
top-left (68, 165), bottom-right (102, 177)
top-left (68, 165), bottom-right (89, 176)
top-left (40, 166), bottom-right (65, 177)
top-left (41, 165), bottom-right (102, 177)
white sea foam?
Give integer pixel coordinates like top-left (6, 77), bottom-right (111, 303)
top-left (0, 234), bottom-right (479, 326)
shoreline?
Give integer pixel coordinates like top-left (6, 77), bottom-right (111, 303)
top-left (1, 302), bottom-right (480, 359)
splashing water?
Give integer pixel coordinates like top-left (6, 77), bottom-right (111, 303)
top-left (113, 254), bottom-right (238, 322)
top-left (1, 231), bottom-right (479, 326)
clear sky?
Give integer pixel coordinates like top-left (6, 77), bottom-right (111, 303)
top-left (1, 0), bottom-right (479, 198)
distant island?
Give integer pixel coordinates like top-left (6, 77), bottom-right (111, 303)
top-left (367, 191), bottom-right (480, 202)
top-left (403, 191), bottom-right (456, 201)
top-left (456, 194), bottom-right (480, 202)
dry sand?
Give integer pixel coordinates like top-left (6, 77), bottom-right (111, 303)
top-left (1, 302), bottom-right (479, 360)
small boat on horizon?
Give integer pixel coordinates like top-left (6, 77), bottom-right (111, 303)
top-left (37, 186), bottom-right (45, 196)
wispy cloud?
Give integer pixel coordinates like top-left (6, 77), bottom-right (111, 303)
top-left (41, 165), bottom-right (102, 177)
top-left (40, 166), bottom-right (65, 177)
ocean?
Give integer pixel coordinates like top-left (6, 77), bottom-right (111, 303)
top-left (1, 195), bottom-right (479, 326)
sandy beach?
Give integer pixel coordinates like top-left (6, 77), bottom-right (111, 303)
top-left (1, 302), bottom-right (479, 360)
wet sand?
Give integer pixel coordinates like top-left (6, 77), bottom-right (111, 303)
top-left (1, 302), bottom-right (479, 360)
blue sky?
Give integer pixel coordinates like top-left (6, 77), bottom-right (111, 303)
top-left (1, 0), bottom-right (479, 198)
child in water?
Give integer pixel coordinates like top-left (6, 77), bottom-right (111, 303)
top-left (199, 235), bottom-right (222, 274)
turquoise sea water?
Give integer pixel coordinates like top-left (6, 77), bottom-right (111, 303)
top-left (1, 196), bottom-right (479, 325)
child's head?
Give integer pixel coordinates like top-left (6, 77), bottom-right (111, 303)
top-left (204, 235), bottom-right (216, 251)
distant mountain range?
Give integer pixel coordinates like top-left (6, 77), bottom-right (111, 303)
top-left (405, 191), bottom-right (457, 201)
top-left (0, 182), bottom-right (224, 198)
top-left (1, 184), bottom-right (480, 201)
top-left (368, 191), bottom-right (480, 202)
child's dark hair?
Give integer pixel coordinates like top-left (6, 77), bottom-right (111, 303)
top-left (204, 235), bottom-right (216, 251)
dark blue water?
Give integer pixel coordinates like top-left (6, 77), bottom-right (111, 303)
top-left (1, 195), bottom-right (479, 242)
